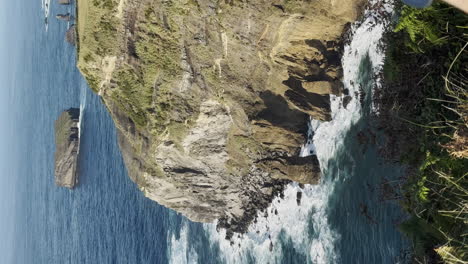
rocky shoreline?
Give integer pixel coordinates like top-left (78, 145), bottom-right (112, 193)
top-left (76, 0), bottom-right (366, 235)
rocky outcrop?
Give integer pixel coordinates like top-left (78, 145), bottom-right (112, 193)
top-left (54, 108), bottom-right (80, 189)
top-left (56, 13), bottom-right (72, 21)
top-left (77, 0), bottom-right (364, 233)
top-left (65, 25), bottom-right (77, 46)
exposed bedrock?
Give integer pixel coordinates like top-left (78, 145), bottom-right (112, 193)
top-left (77, 0), bottom-right (364, 233)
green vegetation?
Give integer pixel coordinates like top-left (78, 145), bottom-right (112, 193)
top-left (76, 0), bottom-right (119, 90)
top-left (129, 5), bottom-right (181, 129)
top-left (111, 65), bottom-right (150, 127)
top-left (382, 2), bottom-right (467, 263)
top-left (55, 111), bottom-right (76, 150)
top-left (76, 0), bottom-right (184, 131)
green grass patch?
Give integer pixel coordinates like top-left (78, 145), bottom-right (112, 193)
top-left (76, 0), bottom-right (120, 93)
top-left (383, 2), bottom-right (468, 263)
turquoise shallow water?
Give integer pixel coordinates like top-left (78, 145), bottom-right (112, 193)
top-left (4, 0), bottom-right (409, 263)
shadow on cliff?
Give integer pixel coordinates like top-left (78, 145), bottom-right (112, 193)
top-left (257, 91), bottom-right (308, 134)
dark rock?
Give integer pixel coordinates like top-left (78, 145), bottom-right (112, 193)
top-left (65, 25), bottom-right (77, 46)
top-left (296, 191), bottom-right (303, 206)
top-left (343, 95), bottom-right (352, 109)
top-left (54, 108), bottom-right (80, 189)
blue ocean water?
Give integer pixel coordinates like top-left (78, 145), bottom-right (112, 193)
top-left (8, 1), bottom-right (173, 263)
top-left (4, 0), bottom-right (410, 263)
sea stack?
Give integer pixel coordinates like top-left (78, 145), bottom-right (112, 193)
top-left (54, 108), bottom-right (80, 189)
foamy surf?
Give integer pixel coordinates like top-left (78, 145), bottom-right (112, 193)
top-left (78, 82), bottom-right (87, 139)
top-left (41, 0), bottom-right (50, 32)
top-left (167, 224), bottom-right (199, 264)
top-left (168, 1), bottom-right (394, 263)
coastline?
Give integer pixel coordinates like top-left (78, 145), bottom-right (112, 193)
top-left (72, 0), bottom-right (370, 236)
top-left (66, 0), bottom-right (464, 260)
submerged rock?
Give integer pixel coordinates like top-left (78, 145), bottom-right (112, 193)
top-left (77, 0), bottom-right (365, 233)
top-left (56, 13), bottom-right (72, 21)
top-left (54, 108), bottom-right (80, 189)
top-left (65, 25), bottom-right (77, 46)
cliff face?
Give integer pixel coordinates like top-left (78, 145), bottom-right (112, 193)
top-left (77, 0), bottom-right (363, 232)
top-left (54, 108), bottom-right (80, 189)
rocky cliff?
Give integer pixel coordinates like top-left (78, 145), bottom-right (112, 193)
top-left (54, 108), bottom-right (80, 188)
top-left (76, 0), bottom-right (364, 234)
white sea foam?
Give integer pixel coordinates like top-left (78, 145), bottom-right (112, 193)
top-left (41, 0), bottom-right (50, 32)
top-left (167, 224), bottom-right (199, 264)
top-left (168, 1), bottom-right (393, 263)
top-left (78, 82), bottom-right (87, 138)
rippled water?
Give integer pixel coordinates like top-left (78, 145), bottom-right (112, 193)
top-left (10, 1), bottom-right (170, 263)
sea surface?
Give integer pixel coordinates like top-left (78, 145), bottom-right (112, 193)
top-left (6, 0), bottom-right (409, 263)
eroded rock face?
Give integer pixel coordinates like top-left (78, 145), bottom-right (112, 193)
top-left (78, 0), bottom-right (364, 233)
top-left (54, 108), bottom-right (80, 189)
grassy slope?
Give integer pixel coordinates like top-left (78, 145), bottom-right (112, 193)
top-left (76, 0), bottom-right (186, 132)
top-left (381, 2), bottom-right (467, 263)
top-left (76, 0), bottom-right (119, 91)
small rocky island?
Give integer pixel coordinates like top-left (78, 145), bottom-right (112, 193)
top-left (54, 108), bottom-right (80, 188)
